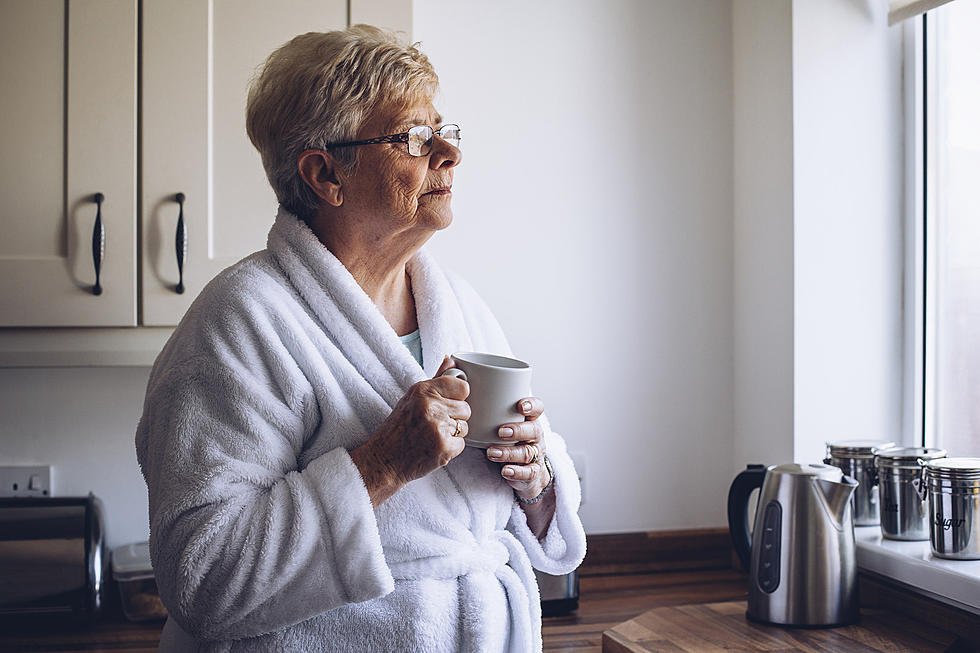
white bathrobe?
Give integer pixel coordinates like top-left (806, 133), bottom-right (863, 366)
top-left (136, 208), bottom-right (587, 653)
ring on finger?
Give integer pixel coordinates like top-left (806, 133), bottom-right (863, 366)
top-left (527, 443), bottom-right (539, 464)
top-left (452, 418), bottom-right (462, 437)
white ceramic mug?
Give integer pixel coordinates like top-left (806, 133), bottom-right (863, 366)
top-left (441, 352), bottom-right (532, 448)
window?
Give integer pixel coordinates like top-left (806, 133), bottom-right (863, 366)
top-left (921, 3), bottom-right (980, 456)
top-left (854, 4), bottom-right (980, 617)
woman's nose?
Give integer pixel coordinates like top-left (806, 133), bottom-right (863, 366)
top-left (429, 136), bottom-right (461, 169)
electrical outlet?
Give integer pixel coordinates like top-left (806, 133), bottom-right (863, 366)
top-left (0, 465), bottom-right (52, 498)
top-left (568, 451), bottom-right (586, 505)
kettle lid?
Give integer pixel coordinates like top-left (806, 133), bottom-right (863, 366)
top-left (769, 463), bottom-right (842, 481)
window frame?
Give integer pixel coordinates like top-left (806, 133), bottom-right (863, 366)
top-left (902, 15), bottom-right (925, 448)
top-left (903, 13), bottom-right (942, 449)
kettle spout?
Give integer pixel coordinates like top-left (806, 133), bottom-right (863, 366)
top-left (816, 475), bottom-right (858, 527)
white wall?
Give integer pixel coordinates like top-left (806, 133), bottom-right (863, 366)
top-left (732, 0), bottom-right (795, 471)
top-left (730, 0), bottom-right (906, 469)
top-left (791, 0), bottom-right (905, 461)
top-left (414, 0), bottom-right (735, 533)
top-left (0, 367), bottom-right (152, 548)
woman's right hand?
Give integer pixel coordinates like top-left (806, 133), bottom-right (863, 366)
top-left (350, 356), bottom-right (470, 506)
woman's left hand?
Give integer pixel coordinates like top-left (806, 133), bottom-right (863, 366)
top-left (485, 396), bottom-right (551, 501)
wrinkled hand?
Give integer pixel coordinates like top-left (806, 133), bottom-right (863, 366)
top-left (485, 396), bottom-right (551, 501)
top-left (351, 357), bottom-right (470, 505)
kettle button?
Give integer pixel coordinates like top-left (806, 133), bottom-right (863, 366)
top-left (757, 500), bottom-right (782, 593)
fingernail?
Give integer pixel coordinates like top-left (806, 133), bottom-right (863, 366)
top-left (488, 448), bottom-right (503, 458)
top-left (498, 427), bottom-right (514, 439)
top-left (502, 467), bottom-right (515, 477)
top-left (521, 400), bottom-right (532, 413)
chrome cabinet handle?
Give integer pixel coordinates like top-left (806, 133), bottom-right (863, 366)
top-left (91, 192), bottom-right (105, 296)
top-left (175, 192), bottom-right (187, 294)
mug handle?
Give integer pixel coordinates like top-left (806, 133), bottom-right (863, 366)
top-left (440, 368), bottom-right (467, 382)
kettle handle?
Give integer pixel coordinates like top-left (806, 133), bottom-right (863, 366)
top-left (727, 464), bottom-right (767, 570)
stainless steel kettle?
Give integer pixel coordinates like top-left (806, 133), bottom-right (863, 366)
top-left (727, 463), bottom-right (859, 627)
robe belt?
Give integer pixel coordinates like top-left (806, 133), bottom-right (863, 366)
top-left (386, 530), bottom-right (537, 653)
top-left (387, 536), bottom-right (510, 581)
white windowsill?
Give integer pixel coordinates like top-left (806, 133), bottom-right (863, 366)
top-left (855, 525), bottom-right (980, 616)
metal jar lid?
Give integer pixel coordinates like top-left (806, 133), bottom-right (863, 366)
top-left (924, 457), bottom-right (980, 482)
top-left (875, 446), bottom-right (946, 469)
top-left (827, 439), bottom-right (896, 459)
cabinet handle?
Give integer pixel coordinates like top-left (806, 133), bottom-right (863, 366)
top-left (91, 193), bottom-right (105, 296)
top-left (175, 192), bottom-right (187, 294)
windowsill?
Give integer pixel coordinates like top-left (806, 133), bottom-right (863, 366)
top-left (855, 525), bottom-right (980, 616)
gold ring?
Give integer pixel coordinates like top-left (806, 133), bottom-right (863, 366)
top-left (528, 444), bottom-right (539, 464)
top-left (452, 419), bottom-right (462, 437)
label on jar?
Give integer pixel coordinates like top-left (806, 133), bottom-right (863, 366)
top-left (934, 515), bottom-right (966, 530)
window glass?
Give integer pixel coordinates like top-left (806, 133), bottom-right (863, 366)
top-left (932, 2), bottom-right (980, 456)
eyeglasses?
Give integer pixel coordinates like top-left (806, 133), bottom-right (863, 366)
top-left (326, 124), bottom-right (461, 157)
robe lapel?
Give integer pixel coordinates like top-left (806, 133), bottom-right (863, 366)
top-left (266, 208), bottom-right (481, 410)
top-left (266, 208), bottom-right (424, 409)
top-left (408, 250), bottom-right (474, 378)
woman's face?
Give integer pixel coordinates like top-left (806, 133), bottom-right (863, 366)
top-left (340, 99), bottom-right (462, 238)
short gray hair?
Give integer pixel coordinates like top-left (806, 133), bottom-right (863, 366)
top-left (246, 25), bottom-right (439, 222)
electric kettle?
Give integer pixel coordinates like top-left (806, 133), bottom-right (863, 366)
top-left (727, 463), bottom-right (859, 627)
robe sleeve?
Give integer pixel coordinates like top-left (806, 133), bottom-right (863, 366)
top-left (505, 419), bottom-right (587, 576)
top-left (136, 352), bottom-right (394, 641)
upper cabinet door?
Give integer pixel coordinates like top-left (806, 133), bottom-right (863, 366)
top-left (141, 0), bottom-right (347, 326)
top-left (0, 0), bottom-right (137, 327)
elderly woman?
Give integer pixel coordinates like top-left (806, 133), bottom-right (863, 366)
top-left (136, 25), bottom-right (585, 653)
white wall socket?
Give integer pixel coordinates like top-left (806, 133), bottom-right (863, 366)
top-left (568, 450), bottom-right (586, 506)
top-left (0, 465), bottom-right (52, 498)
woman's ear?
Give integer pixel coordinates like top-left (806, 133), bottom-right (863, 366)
top-left (298, 150), bottom-right (344, 207)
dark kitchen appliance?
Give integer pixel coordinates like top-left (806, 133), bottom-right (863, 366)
top-left (535, 568), bottom-right (578, 616)
top-left (728, 463), bottom-right (859, 627)
top-left (0, 494), bottom-right (106, 624)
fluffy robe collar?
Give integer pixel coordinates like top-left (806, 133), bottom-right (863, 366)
top-left (266, 206), bottom-right (474, 406)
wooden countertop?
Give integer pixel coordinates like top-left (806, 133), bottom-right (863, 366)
top-left (2, 581), bottom-right (977, 653)
top-left (602, 600), bottom-right (961, 652)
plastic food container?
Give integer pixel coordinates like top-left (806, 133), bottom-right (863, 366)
top-left (111, 541), bottom-right (168, 622)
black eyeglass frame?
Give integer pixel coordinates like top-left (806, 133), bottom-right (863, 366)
top-left (325, 124), bottom-right (460, 157)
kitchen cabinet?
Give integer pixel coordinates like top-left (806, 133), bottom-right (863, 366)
top-left (141, 0), bottom-right (347, 325)
top-left (0, 0), bottom-right (137, 327)
top-left (0, 0), bottom-right (409, 336)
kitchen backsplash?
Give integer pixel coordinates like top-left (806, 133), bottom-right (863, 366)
top-left (1, 366), bottom-right (152, 548)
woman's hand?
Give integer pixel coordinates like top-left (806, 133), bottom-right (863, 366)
top-left (485, 397), bottom-right (551, 501)
top-left (350, 357), bottom-right (470, 506)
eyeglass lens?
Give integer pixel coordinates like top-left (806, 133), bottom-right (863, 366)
top-left (407, 125), bottom-right (461, 156)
